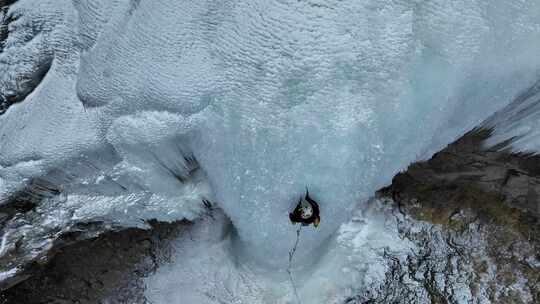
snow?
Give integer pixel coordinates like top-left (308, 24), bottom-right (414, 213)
top-left (1, 0), bottom-right (540, 301)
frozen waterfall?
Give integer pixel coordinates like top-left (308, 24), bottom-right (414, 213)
top-left (1, 0), bottom-right (540, 302)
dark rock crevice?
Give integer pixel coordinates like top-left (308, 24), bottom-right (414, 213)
top-left (0, 220), bottom-right (187, 304)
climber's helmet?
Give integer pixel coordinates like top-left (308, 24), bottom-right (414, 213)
top-left (300, 203), bottom-right (313, 219)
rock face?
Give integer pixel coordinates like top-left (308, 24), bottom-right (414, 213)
top-left (1, 129), bottom-right (539, 303)
top-left (361, 129), bottom-right (539, 303)
top-left (0, 220), bottom-right (185, 304)
top-left (0, 178), bottom-right (120, 291)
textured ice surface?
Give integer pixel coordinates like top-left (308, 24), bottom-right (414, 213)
top-left (1, 0), bottom-right (540, 273)
top-left (0, 0), bottom-right (100, 196)
top-left (484, 80), bottom-right (540, 154)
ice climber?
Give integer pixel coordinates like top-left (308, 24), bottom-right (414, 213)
top-left (289, 189), bottom-right (320, 227)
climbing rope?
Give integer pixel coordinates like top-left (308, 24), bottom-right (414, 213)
top-left (287, 224), bottom-right (302, 304)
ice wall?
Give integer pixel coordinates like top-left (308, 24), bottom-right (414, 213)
top-left (0, 0), bottom-right (101, 197)
top-left (2, 0), bottom-right (540, 268)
